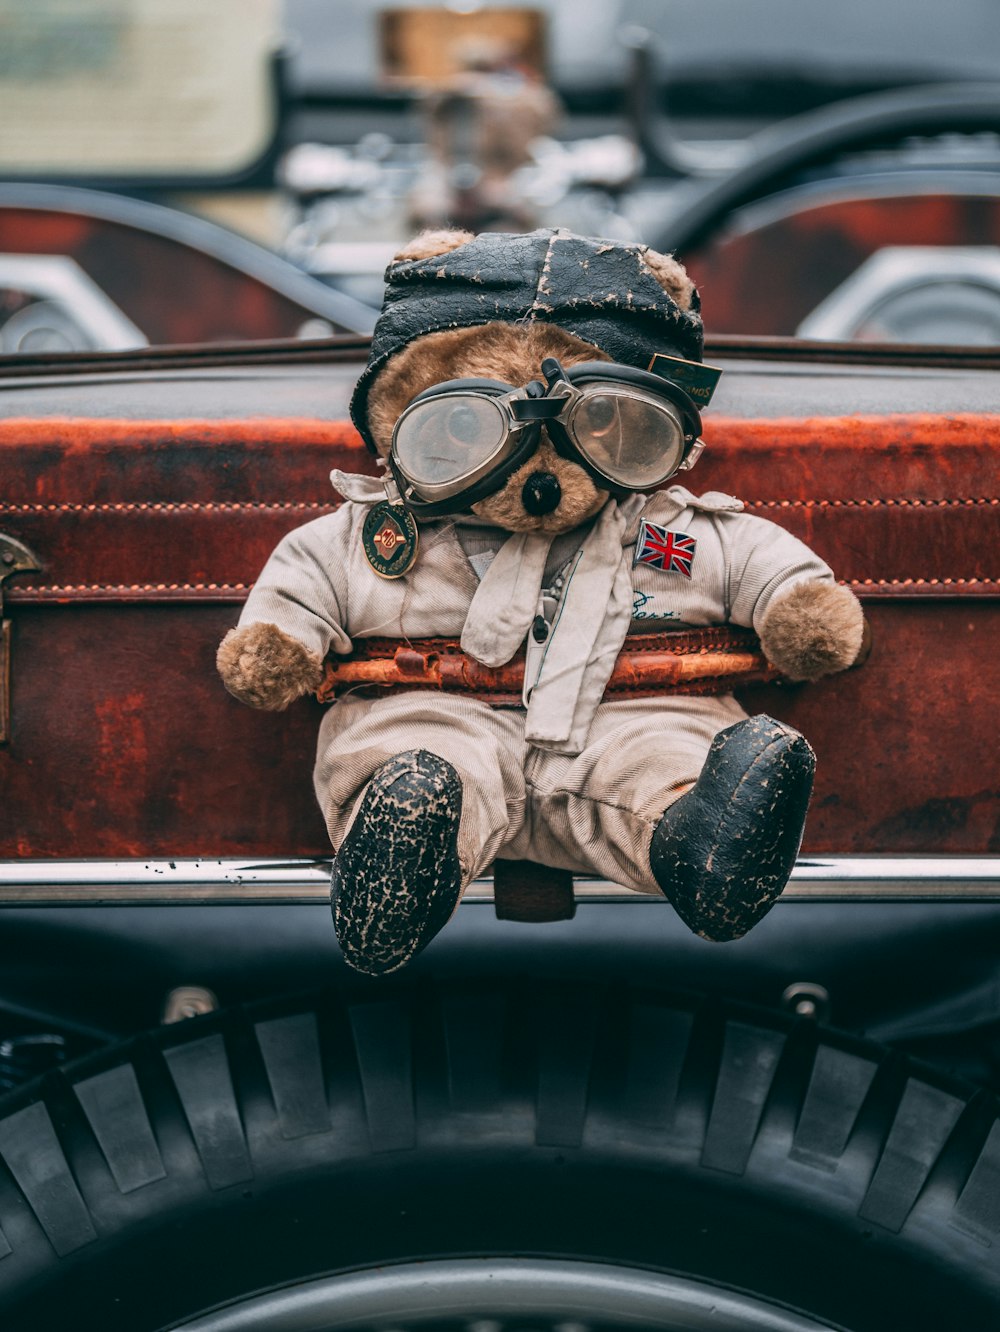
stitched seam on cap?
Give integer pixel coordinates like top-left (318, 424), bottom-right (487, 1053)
top-left (528, 230), bottom-right (558, 318)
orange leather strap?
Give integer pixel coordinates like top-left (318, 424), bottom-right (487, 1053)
top-left (317, 626), bottom-right (779, 704)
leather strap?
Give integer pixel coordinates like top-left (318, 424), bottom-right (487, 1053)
top-left (316, 625), bottom-right (779, 704)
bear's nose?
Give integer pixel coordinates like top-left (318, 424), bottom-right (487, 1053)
top-left (522, 472), bottom-right (561, 516)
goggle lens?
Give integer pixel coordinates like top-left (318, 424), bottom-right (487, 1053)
top-left (568, 386), bottom-right (686, 488)
top-left (393, 395), bottom-right (508, 487)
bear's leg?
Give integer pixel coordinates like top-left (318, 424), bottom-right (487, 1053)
top-left (331, 749), bottom-right (463, 976)
top-left (649, 715), bottom-right (815, 941)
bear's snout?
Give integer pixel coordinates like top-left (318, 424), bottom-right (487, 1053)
top-left (522, 472), bottom-right (562, 516)
top-left (471, 438), bottom-right (605, 533)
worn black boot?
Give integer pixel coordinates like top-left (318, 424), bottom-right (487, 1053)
top-left (331, 749), bottom-right (463, 976)
top-left (649, 715), bottom-right (815, 941)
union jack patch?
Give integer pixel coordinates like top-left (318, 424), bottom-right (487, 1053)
top-left (634, 521), bottom-right (697, 577)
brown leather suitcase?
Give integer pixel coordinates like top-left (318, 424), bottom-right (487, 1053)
top-left (1, 342), bottom-right (997, 861)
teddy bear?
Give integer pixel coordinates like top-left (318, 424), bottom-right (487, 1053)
top-left (217, 227), bottom-right (867, 977)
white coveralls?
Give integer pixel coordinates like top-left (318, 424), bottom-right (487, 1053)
top-left (237, 471), bottom-right (836, 894)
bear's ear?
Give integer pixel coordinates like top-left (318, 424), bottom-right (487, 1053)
top-left (392, 229), bottom-right (475, 263)
top-left (640, 247), bottom-right (696, 312)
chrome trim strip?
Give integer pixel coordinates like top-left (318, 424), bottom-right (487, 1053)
top-left (0, 857), bottom-right (997, 905)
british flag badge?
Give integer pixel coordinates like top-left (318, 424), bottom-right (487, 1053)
top-left (634, 521), bottom-right (697, 577)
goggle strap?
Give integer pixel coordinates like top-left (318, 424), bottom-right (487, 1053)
top-left (510, 398), bottom-right (566, 422)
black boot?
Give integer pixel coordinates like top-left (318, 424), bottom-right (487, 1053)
top-left (331, 749), bottom-right (463, 976)
top-left (649, 716), bottom-right (815, 942)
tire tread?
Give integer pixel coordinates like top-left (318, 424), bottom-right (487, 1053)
top-left (73, 1064), bottom-right (167, 1195)
top-left (0, 983), bottom-right (994, 1330)
top-left (163, 1035), bottom-right (253, 1190)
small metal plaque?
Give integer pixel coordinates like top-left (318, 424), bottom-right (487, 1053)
top-left (647, 352), bottom-right (723, 407)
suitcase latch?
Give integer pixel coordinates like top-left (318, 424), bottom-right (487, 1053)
top-left (0, 533), bottom-right (42, 745)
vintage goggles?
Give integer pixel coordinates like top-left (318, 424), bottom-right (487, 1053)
top-left (387, 357), bottom-right (705, 517)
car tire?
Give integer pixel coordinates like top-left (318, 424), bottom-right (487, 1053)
top-left (0, 981), bottom-right (996, 1331)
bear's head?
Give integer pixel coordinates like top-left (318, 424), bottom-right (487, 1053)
top-left (350, 228), bottom-right (705, 535)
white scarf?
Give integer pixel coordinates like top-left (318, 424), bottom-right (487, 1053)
top-left (460, 495), bottom-right (654, 753)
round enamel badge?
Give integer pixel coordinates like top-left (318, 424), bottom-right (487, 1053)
top-left (362, 500), bottom-right (419, 578)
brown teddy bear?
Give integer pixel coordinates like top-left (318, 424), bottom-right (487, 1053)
top-left (218, 228), bottom-right (866, 976)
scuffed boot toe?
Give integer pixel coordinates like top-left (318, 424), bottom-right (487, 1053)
top-left (331, 749), bottom-right (463, 976)
top-left (649, 715), bottom-right (815, 941)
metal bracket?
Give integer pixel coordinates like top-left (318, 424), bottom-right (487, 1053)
top-left (0, 533), bottom-right (43, 745)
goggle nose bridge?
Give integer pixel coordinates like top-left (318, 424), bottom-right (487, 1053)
top-left (508, 381), bottom-right (576, 424)
top-left (507, 380), bottom-right (608, 476)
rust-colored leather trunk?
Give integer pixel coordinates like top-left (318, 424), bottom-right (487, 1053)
top-left (2, 389), bottom-right (997, 860)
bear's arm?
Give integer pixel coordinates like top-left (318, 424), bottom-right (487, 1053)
top-left (217, 511), bottom-right (353, 710)
top-left (723, 512), bottom-right (867, 682)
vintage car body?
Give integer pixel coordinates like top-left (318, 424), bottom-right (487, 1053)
top-left (3, 336), bottom-right (996, 860)
top-left (0, 184), bottom-right (376, 352)
top-left (2, 2), bottom-right (999, 1323)
top-left (0, 337), bottom-right (997, 1330)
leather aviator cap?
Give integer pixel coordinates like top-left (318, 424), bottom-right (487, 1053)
top-left (350, 228), bottom-right (705, 452)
